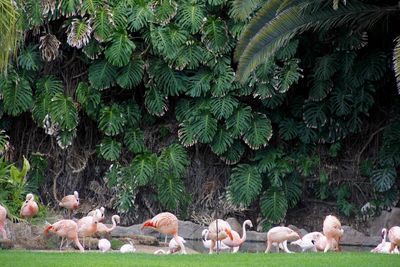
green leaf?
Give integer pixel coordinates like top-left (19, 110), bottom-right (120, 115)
top-left (210, 127), bottom-right (234, 155)
top-left (56, 129), bottom-right (76, 149)
top-left (148, 59), bottom-right (187, 96)
top-left (35, 76), bottom-right (63, 97)
top-left (154, 0), bottom-right (177, 25)
top-left (116, 58), bottom-right (144, 89)
top-left (187, 69), bottom-right (212, 97)
top-left (99, 137), bottom-right (121, 161)
top-left (32, 95), bottom-right (51, 125)
top-left (49, 93), bottom-right (78, 131)
top-left (220, 140), bottom-right (245, 165)
top-left (3, 75), bottom-right (33, 116)
top-left (144, 86), bottom-right (168, 116)
top-left (99, 104), bottom-right (126, 136)
top-left (18, 45), bottom-right (41, 71)
top-left (67, 18), bottom-right (92, 49)
top-left (93, 7), bottom-right (113, 42)
top-left (176, 1), bottom-right (205, 34)
top-left (284, 175), bottom-right (302, 208)
top-left (76, 82), bottom-right (101, 117)
top-left (130, 153), bottom-right (156, 186)
top-left (228, 164), bottom-right (262, 206)
top-left (309, 80), bottom-right (333, 101)
top-left (192, 111), bottom-right (218, 143)
top-left (158, 174), bottom-right (186, 210)
top-left (202, 17), bottom-right (229, 53)
top-left (59, 0), bottom-right (80, 16)
top-left (226, 105), bottom-right (253, 138)
top-left (230, 0), bottom-right (261, 22)
top-left (160, 143), bottom-right (189, 177)
top-left (127, 0), bottom-right (154, 31)
top-left (89, 60), bottom-right (118, 90)
top-left (370, 167), bottom-right (397, 192)
top-left (210, 95), bottom-right (239, 120)
top-left (243, 113), bottom-right (273, 150)
top-left (124, 128), bottom-right (145, 154)
top-left (279, 118), bottom-right (298, 141)
top-left (105, 28), bottom-right (136, 67)
top-left (81, 0), bottom-right (104, 16)
top-left (260, 188), bottom-right (288, 223)
top-left (303, 100), bottom-right (328, 129)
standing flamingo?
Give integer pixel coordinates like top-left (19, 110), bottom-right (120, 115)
top-left (44, 219), bottom-right (84, 252)
top-left (265, 226), bottom-right (300, 253)
top-left (322, 215), bottom-right (344, 253)
top-left (222, 220), bottom-right (253, 253)
top-left (141, 212), bottom-right (187, 254)
top-left (0, 204), bottom-right (8, 240)
top-left (201, 229), bottom-right (230, 251)
top-left (88, 207), bottom-right (105, 222)
top-left (96, 215), bottom-right (120, 235)
top-left (77, 209), bottom-right (101, 249)
top-left (59, 191), bottom-right (79, 218)
top-left (20, 193), bottom-right (39, 218)
top-left (207, 219), bottom-right (234, 254)
top-left (371, 228), bottom-right (399, 253)
top-left (388, 226), bottom-right (400, 253)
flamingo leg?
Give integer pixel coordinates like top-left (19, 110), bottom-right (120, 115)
top-left (265, 240), bottom-right (272, 253)
top-left (282, 240), bottom-right (292, 253)
top-left (389, 243), bottom-right (396, 254)
top-left (324, 239), bottom-right (331, 253)
top-left (74, 237), bottom-right (85, 252)
top-left (0, 225), bottom-right (7, 240)
top-left (210, 240), bottom-right (216, 254)
top-left (60, 237), bottom-right (65, 250)
top-left (173, 234), bottom-right (187, 254)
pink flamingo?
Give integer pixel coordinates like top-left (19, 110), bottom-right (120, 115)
top-left (388, 226), bottom-right (400, 253)
top-left (77, 209), bottom-right (101, 249)
top-left (207, 219), bottom-right (234, 254)
top-left (201, 229), bottom-right (230, 251)
top-left (371, 228), bottom-right (399, 253)
top-left (292, 231), bottom-right (338, 252)
top-left (44, 219), bottom-right (84, 252)
top-left (154, 236), bottom-right (186, 254)
top-left (59, 191), bottom-right (79, 218)
top-left (265, 226), bottom-right (301, 253)
top-left (96, 215), bottom-right (120, 235)
top-left (88, 207), bottom-right (105, 222)
top-left (142, 212), bottom-right (187, 254)
top-left (322, 215), bottom-right (344, 253)
top-left (222, 220), bottom-right (253, 253)
top-left (0, 204), bottom-right (8, 240)
top-left (20, 193), bottom-right (39, 218)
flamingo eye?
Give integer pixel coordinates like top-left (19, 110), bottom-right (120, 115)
top-left (25, 201), bottom-right (28, 204)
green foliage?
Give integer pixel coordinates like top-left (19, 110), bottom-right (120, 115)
top-left (99, 104), bottom-right (126, 136)
top-left (260, 188), bottom-right (288, 223)
top-left (105, 28), bottom-right (136, 67)
top-left (228, 164), bottom-right (262, 206)
top-left (18, 45), bottom-right (41, 71)
top-left (370, 167), bottom-right (397, 193)
top-left (124, 128), bottom-right (146, 154)
top-left (49, 93), bottom-right (78, 131)
top-left (89, 60), bottom-right (118, 90)
top-left (1, 74), bottom-right (33, 116)
top-left (99, 137), bottom-right (121, 161)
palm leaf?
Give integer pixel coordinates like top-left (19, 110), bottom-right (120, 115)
top-left (309, 80), bottom-right (333, 101)
top-left (175, 42), bottom-right (205, 70)
top-left (99, 137), bottom-right (121, 161)
top-left (0, 0), bottom-right (18, 72)
top-left (124, 128), bottom-right (145, 154)
top-left (88, 59), bottom-right (117, 90)
top-left (260, 188), bottom-right (288, 223)
top-left (283, 174), bottom-right (303, 208)
top-left (393, 36), bottom-right (400, 92)
top-left (228, 164), bottom-right (262, 206)
top-left (243, 113), bottom-right (273, 150)
top-left (49, 93), bottom-right (78, 131)
top-left (116, 58), bottom-right (144, 89)
top-left (230, 0), bottom-right (261, 21)
top-left (98, 104), bottom-right (126, 136)
top-left (83, 39), bottom-right (104, 60)
top-left (105, 28), bottom-right (136, 67)
top-left (32, 95), bottom-right (51, 125)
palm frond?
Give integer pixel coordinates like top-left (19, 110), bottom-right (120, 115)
top-left (0, 0), bottom-right (19, 72)
top-left (81, 0), bottom-right (104, 16)
top-left (157, 174), bottom-right (186, 210)
top-left (192, 111), bottom-right (218, 144)
top-left (148, 59), bottom-right (187, 96)
top-left (230, 0), bottom-right (261, 22)
top-left (187, 68), bottom-right (212, 97)
top-left (393, 36), bottom-right (400, 92)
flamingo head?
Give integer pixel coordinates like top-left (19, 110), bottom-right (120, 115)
top-left (381, 228), bottom-right (387, 239)
top-left (26, 193), bottom-right (34, 201)
top-left (74, 191), bottom-right (79, 199)
top-left (244, 220), bottom-right (253, 228)
top-left (114, 215), bottom-right (121, 224)
top-left (201, 229), bottom-right (208, 241)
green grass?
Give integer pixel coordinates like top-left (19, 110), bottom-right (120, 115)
top-left (0, 251), bottom-right (399, 267)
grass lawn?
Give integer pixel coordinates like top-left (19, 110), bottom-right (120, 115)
top-left (1, 251), bottom-right (399, 267)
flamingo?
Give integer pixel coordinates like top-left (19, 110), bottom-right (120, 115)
top-left (120, 241), bottom-right (136, 253)
top-left (207, 219), bottom-right (234, 254)
top-left (371, 228), bottom-right (399, 254)
top-left (20, 193), bottom-right (39, 218)
top-left (141, 212), bottom-right (187, 254)
top-left (265, 226), bottom-right (301, 253)
top-left (77, 209), bottom-right (101, 249)
top-left (96, 215), bottom-right (120, 235)
top-left (154, 236), bottom-right (186, 254)
top-left (59, 191), bottom-right (79, 218)
top-left (388, 226), bottom-right (400, 253)
top-left (0, 204), bottom-right (8, 240)
top-left (222, 220), bottom-right (253, 253)
top-left (88, 207), bottom-right (105, 222)
top-left (201, 229), bottom-right (230, 252)
top-left (322, 215), bottom-right (344, 253)
top-left (44, 219), bottom-right (84, 252)
top-left (98, 238), bottom-right (111, 252)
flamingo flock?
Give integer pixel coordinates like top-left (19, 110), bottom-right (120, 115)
top-left (1, 192), bottom-right (400, 255)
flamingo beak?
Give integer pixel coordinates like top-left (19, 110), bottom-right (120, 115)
top-left (226, 229), bottom-right (233, 240)
top-left (141, 220), bottom-right (154, 230)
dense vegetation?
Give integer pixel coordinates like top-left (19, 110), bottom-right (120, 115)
top-left (1, 251), bottom-right (400, 267)
top-left (0, 0), bottom-right (399, 227)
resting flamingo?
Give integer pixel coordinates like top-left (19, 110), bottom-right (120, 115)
top-left (291, 232), bottom-right (337, 252)
top-left (77, 209), bottom-right (101, 249)
top-left (44, 219), bottom-right (84, 252)
top-left (88, 206), bottom-right (105, 222)
top-left (120, 241), bottom-right (135, 253)
top-left (98, 238), bottom-right (111, 252)
top-left (322, 215), bottom-right (344, 253)
top-left (20, 193), bottom-right (39, 219)
top-left (59, 191), bottom-right (79, 218)
top-left (0, 204), bottom-right (8, 240)
top-left (371, 228), bottom-right (399, 253)
top-left (96, 215), bottom-right (120, 235)
top-left (207, 219), bottom-right (234, 254)
top-left (142, 212), bottom-right (187, 254)
top-left (154, 236), bottom-right (186, 254)
top-left (201, 229), bottom-right (230, 251)
top-left (265, 226), bottom-right (300, 253)
top-left (388, 226), bottom-right (400, 253)
top-left (222, 220), bottom-right (253, 253)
